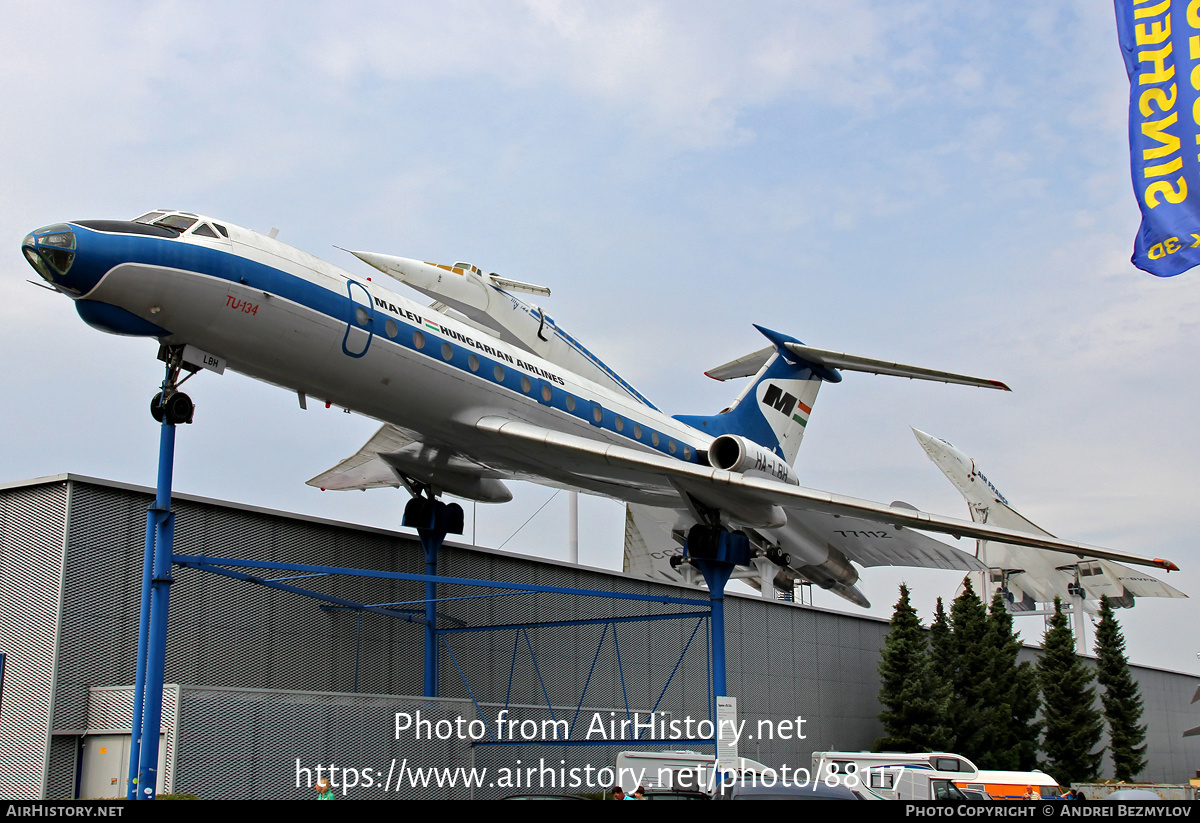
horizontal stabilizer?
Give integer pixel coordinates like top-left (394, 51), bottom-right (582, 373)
top-left (784, 343), bottom-right (1010, 391)
top-left (705, 345), bottom-right (773, 381)
top-left (704, 333), bottom-right (1009, 390)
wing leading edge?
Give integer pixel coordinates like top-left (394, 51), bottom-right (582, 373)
top-left (474, 416), bottom-right (1179, 573)
top-left (308, 423), bottom-right (513, 502)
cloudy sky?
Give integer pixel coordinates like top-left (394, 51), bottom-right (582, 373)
top-left (2, 1), bottom-right (1198, 675)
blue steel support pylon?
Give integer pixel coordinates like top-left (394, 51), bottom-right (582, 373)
top-left (127, 366), bottom-right (187, 800)
top-left (419, 528), bottom-right (443, 697)
top-left (694, 560), bottom-right (733, 701)
top-left (126, 495), bottom-right (157, 799)
top-left (403, 496), bottom-right (463, 698)
top-left (684, 525), bottom-right (750, 710)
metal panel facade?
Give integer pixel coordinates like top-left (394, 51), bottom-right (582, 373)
top-left (0, 475), bottom-right (1197, 798)
top-left (0, 482), bottom-right (68, 800)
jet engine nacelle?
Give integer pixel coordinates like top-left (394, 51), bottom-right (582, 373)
top-left (1108, 587), bottom-right (1136, 609)
top-left (708, 434), bottom-right (798, 485)
top-left (770, 548), bottom-right (869, 608)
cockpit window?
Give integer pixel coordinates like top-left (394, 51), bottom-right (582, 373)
top-left (133, 211), bottom-right (167, 224)
top-left (155, 214), bottom-right (197, 232)
top-left (191, 223), bottom-right (219, 238)
top-left (214, 223), bottom-right (228, 238)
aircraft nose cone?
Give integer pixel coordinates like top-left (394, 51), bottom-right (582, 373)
top-left (22, 224), bottom-right (78, 291)
top-left (911, 427), bottom-right (974, 478)
top-left (21, 222), bottom-right (108, 296)
top-left (911, 427), bottom-right (940, 457)
top-left (349, 250), bottom-right (399, 275)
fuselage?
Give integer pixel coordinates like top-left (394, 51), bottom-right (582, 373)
top-left (23, 212), bottom-right (713, 505)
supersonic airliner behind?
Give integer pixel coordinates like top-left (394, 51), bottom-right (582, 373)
top-left (20, 210), bottom-right (1180, 604)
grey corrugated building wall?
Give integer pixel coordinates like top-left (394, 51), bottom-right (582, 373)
top-left (0, 474), bottom-right (1196, 799)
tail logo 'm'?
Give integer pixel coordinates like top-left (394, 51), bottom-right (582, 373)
top-left (761, 383), bottom-right (809, 427)
top-left (762, 384), bottom-right (796, 416)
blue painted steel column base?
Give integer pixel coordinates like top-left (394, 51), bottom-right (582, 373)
top-left (684, 526), bottom-right (751, 702)
top-left (402, 497), bottom-right (464, 698)
top-left (419, 529), bottom-right (443, 698)
top-left (127, 418), bottom-right (178, 800)
top-left (126, 506), bottom-right (156, 799)
top-left (694, 559), bottom-right (732, 700)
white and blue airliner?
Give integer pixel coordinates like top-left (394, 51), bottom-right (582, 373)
top-left (21, 211), bottom-right (1179, 606)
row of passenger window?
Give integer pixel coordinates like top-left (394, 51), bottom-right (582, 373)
top-left (395, 327), bottom-right (692, 460)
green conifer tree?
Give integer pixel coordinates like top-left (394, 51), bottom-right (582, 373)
top-left (929, 596), bottom-right (952, 669)
top-left (1038, 597), bottom-right (1104, 783)
top-left (946, 577), bottom-right (997, 765)
top-left (875, 584), bottom-right (952, 752)
top-left (927, 596), bottom-right (956, 751)
top-left (1094, 595), bottom-right (1147, 781)
top-left (986, 591), bottom-right (1041, 770)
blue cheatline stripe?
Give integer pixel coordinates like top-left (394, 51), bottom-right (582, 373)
top-left (543, 314), bottom-right (659, 410)
top-left (74, 224), bottom-right (700, 462)
top-left (489, 281), bottom-right (659, 411)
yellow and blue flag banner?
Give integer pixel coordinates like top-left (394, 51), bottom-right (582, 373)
top-left (1115, 0), bottom-right (1200, 276)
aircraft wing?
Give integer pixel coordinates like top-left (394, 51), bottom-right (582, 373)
top-left (623, 504), bottom-right (691, 582)
top-left (309, 423), bottom-right (514, 502)
top-left (931, 491), bottom-right (1185, 599)
top-left (474, 416), bottom-right (1179, 573)
top-left (778, 507), bottom-right (985, 571)
top-left (308, 424), bottom-right (418, 490)
top-left (623, 500), bottom-right (982, 609)
top-left (1102, 560), bottom-right (1187, 599)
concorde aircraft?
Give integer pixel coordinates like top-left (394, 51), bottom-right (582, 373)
top-left (911, 428), bottom-right (1186, 613)
top-left (19, 210), bottom-right (1180, 603)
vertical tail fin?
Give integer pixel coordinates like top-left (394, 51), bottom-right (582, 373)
top-left (674, 326), bottom-right (841, 466)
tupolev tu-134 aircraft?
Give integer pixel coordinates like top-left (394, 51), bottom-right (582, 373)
top-left (20, 210), bottom-right (1180, 608)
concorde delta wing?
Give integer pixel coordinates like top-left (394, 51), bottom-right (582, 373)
top-left (308, 423), bottom-right (513, 503)
top-left (473, 416), bottom-right (1179, 573)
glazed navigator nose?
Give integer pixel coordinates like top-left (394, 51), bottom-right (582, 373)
top-left (22, 223), bottom-right (80, 290)
top-left (21, 222), bottom-right (112, 296)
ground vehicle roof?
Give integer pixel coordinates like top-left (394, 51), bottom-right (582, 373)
top-left (718, 779), bottom-right (862, 800)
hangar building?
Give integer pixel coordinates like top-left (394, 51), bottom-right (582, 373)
top-left (1, 474), bottom-right (1196, 799)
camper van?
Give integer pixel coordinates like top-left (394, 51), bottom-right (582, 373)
top-left (954, 770), bottom-right (1063, 800)
top-left (812, 751), bottom-right (979, 801)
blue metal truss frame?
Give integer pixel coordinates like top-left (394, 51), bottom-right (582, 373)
top-left (172, 554), bottom-right (722, 752)
top-left (127, 362), bottom-right (734, 800)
